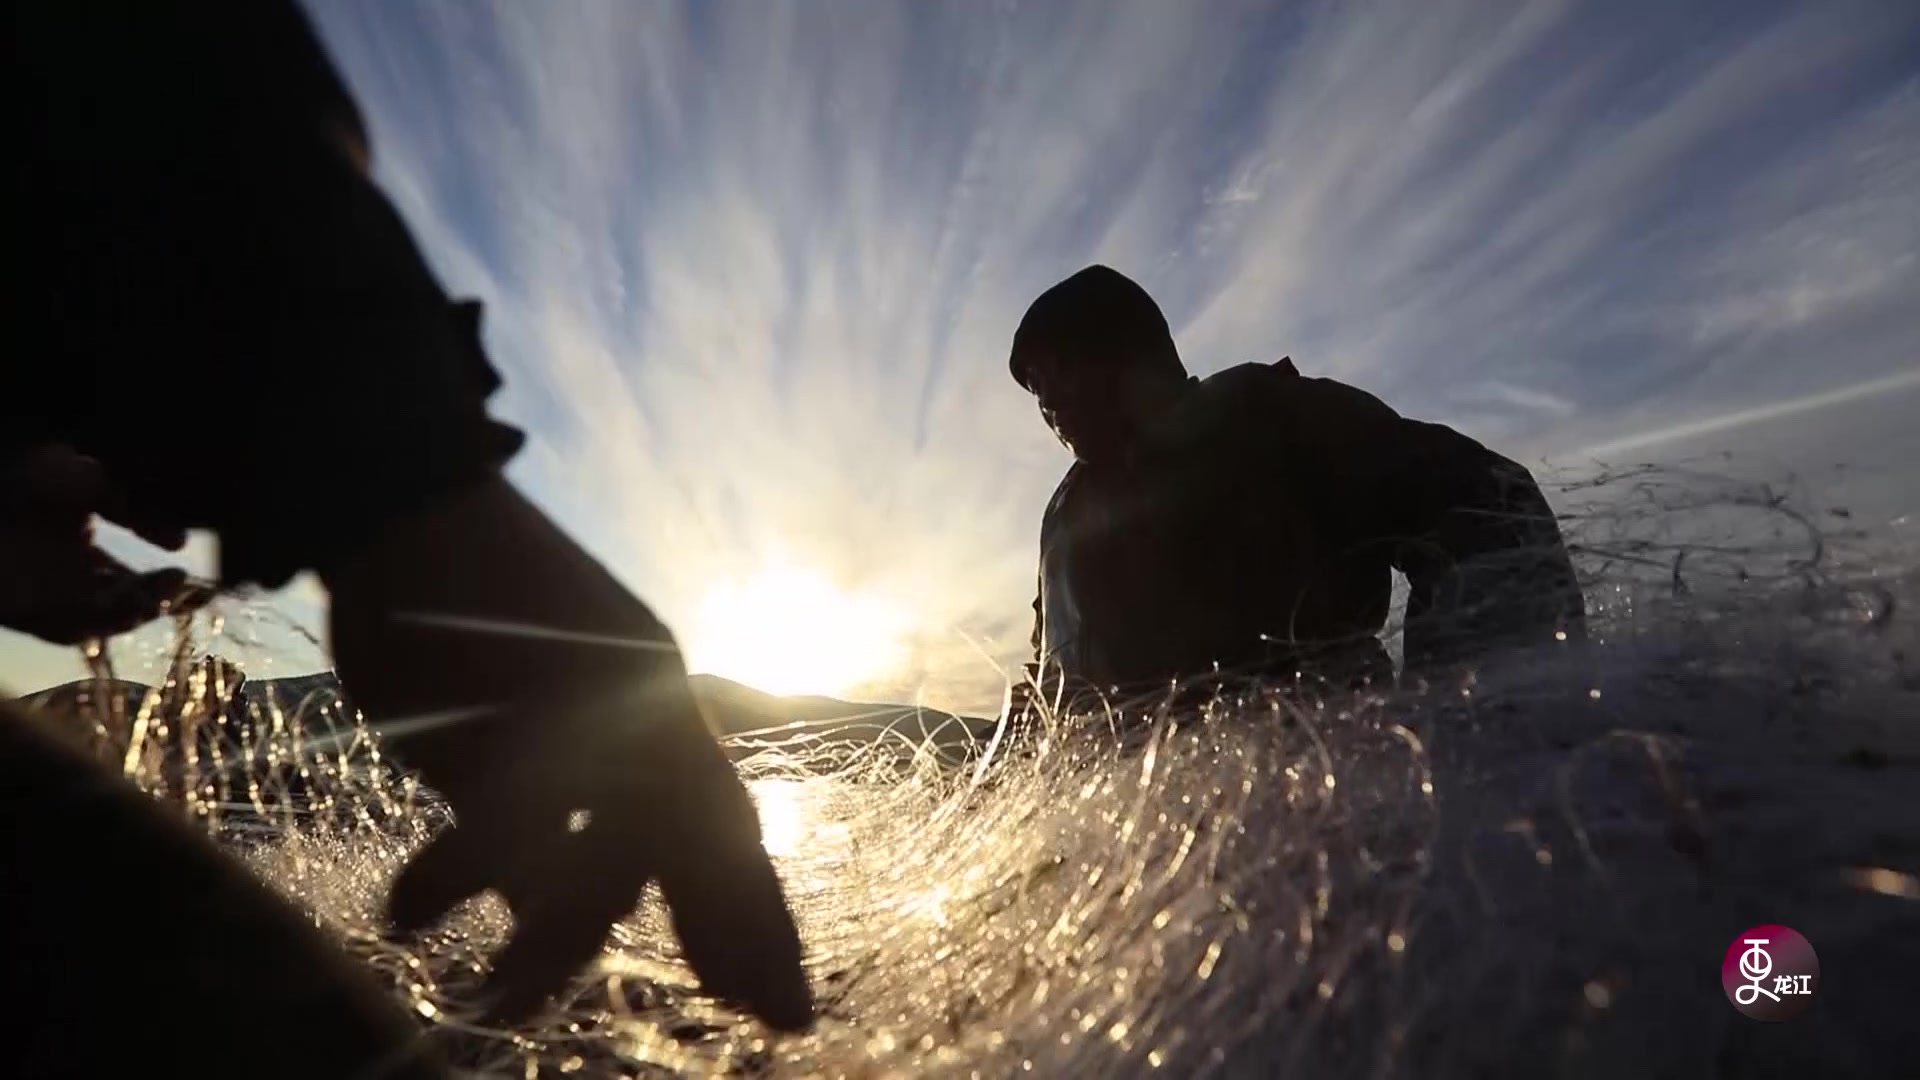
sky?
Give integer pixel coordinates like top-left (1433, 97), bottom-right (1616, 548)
top-left (5, 0), bottom-right (1916, 713)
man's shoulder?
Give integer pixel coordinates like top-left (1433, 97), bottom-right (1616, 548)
top-left (1170, 361), bottom-right (1281, 429)
top-left (1184, 359), bottom-right (1347, 436)
top-left (1195, 360), bottom-right (1410, 427)
top-left (1194, 358), bottom-right (1297, 396)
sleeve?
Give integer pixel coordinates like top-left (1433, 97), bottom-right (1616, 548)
top-left (1014, 472), bottom-right (1076, 715)
top-left (1284, 378), bottom-right (1586, 671)
top-left (20, 1), bottom-right (526, 589)
top-left (1385, 422), bottom-right (1587, 669)
top-left (1029, 579), bottom-right (1045, 663)
top-left (997, 581), bottom-right (1046, 720)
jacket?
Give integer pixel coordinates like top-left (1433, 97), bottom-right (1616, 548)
top-left (1028, 360), bottom-right (1585, 694)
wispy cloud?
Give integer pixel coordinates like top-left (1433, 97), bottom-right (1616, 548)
top-left (1569, 367), bottom-right (1920, 460)
top-left (283, 0), bottom-right (1920, 711)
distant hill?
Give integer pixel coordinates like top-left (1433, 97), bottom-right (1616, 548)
top-left (15, 676), bottom-right (155, 725)
top-left (16, 664), bottom-right (359, 739)
top-left (14, 665), bottom-right (998, 770)
top-left (688, 673), bottom-right (996, 764)
top-left (13, 659), bottom-right (371, 825)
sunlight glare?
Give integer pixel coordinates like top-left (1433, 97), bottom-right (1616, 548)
top-left (685, 558), bottom-right (910, 698)
top-left (749, 779), bottom-right (809, 858)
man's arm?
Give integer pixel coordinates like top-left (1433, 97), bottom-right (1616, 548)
top-left (1000, 582), bottom-right (1046, 721)
top-left (1282, 377), bottom-right (1586, 672)
top-left (1030, 580), bottom-right (1045, 663)
top-left (1009, 464), bottom-right (1083, 719)
top-left (1384, 419), bottom-right (1586, 670)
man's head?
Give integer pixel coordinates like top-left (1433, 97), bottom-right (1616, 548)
top-left (1010, 266), bottom-right (1190, 464)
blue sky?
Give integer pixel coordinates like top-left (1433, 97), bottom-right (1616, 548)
top-left (5, 0), bottom-right (1916, 710)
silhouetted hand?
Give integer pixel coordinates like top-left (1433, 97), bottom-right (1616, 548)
top-left (324, 478), bottom-right (813, 1031)
top-left (0, 443), bottom-right (202, 644)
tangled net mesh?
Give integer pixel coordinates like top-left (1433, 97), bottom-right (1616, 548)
top-left (36, 463), bottom-right (1920, 1078)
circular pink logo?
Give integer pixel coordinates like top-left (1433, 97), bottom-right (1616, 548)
top-left (1722, 924), bottom-right (1819, 1021)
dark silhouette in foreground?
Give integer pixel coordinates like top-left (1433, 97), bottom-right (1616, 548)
top-left (1011, 266), bottom-right (1586, 709)
top-left (9, 3), bottom-right (808, 1075)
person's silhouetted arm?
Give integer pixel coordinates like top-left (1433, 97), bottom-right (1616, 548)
top-left (999, 584), bottom-right (1047, 722)
top-left (1282, 377), bottom-right (1585, 673)
top-left (1030, 580), bottom-right (1045, 665)
top-left (324, 476), bottom-right (811, 1028)
top-left (1380, 420), bottom-right (1586, 671)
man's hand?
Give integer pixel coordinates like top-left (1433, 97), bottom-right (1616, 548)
top-left (324, 478), bottom-right (813, 1031)
top-left (0, 444), bottom-right (200, 645)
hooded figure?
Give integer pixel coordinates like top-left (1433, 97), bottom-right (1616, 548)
top-left (1011, 265), bottom-right (1585, 702)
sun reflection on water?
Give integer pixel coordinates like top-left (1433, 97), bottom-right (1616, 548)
top-left (750, 777), bottom-right (845, 860)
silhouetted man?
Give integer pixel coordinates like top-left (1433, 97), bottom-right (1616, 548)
top-left (10, 3), bottom-right (809, 1075)
top-left (1012, 266), bottom-right (1585, 704)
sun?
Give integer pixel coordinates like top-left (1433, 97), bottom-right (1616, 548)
top-left (683, 558), bottom-right (910, 698)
